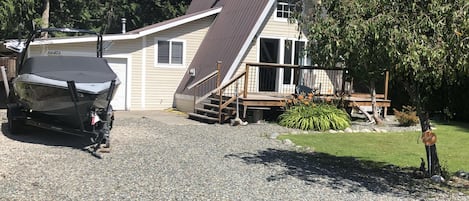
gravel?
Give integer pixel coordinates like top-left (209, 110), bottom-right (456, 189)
top-left (0, 110), bottom-right (467, 201)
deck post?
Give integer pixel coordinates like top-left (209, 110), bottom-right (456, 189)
top-left (193, 87), bottom-right (197, 112)
top-left (384, 70), bottom-right (389, 118)
top-left (244, 64), bottom-right (249, 98)
top-left (217, 61), bottom-right (222, 123)
top-left (216, 61), bottom-right (222, 88)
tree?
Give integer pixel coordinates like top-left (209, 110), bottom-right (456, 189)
top-left (298, 0), bottom-right (468, 176)
top-left (0, 0), bottom-right (37, 40)
top-left (301, 0), bottom-right (391, 124)
top-left (41, 0), bottom-right (50, 38)
top-left (387, 0), bottom-right (468, 175)
top-left (0, 0), bottom-right (191, 40)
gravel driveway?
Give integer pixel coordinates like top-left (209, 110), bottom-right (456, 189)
top-left (0, 110), bottom-right (467, 201)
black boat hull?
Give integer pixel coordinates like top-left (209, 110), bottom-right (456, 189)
top-left (13, 81), bottom-right (114, 129)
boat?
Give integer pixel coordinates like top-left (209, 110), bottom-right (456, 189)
top-left (6, 28), bottom-right (120, 157)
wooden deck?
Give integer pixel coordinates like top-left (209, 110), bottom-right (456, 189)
top-left (240, 93), bottom-right (391, 118)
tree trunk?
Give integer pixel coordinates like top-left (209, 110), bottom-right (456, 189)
top-left (419, 110), bottom-right (441, 176)
top-left (41, 0), bottom-right (50, 38)
top-left (370, 80), bottom-right (383, 125)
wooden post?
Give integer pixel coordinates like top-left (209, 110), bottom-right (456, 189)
top-left (193, 87), bottom-right (197, 112)
top-left (216, 61), bottom-right (222, 88)
top-left (384, 71), bottom-right (389, 118)
top-left (244, 64), bottom-right (249, 98)
top-left (217, 61), bottom-right (222, 123)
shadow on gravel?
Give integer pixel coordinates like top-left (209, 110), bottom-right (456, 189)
top-left (226, 148), bottom-right (445, 199)
top-left (1, 123), bottom-right (91, 149)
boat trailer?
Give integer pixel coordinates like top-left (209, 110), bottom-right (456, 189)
top-left (7, 80), bottom-right (117, 158)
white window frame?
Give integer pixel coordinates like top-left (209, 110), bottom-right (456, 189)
top-left (275, 0), bottom-right (296, 22)
top-left (154, 38), bottom-right (186, 67)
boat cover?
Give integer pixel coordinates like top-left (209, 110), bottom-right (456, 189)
top-left (20, 56), bottom-right (117, 83)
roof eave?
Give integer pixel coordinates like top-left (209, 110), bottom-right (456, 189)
top-left (139, 7), bottom-right (222, 36)
top-left (30, 6), bottom-right (223, 45)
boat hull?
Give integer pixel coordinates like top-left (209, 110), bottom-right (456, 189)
top-left (13, 81), bottom-right (114, 128)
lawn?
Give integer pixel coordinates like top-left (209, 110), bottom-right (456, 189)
top-left (278, 121), bottom-right (469, 174)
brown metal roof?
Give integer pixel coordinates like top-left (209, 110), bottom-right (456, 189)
top-left (176, 0), bottom-right (273, 95)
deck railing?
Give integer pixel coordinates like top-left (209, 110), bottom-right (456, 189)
top-left (244, 62), bottom-right (349, 97)
top-left (187, 61), bottom-right (390, 121)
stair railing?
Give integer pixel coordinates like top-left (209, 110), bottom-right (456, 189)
top-left (187, 61), bottom-right (222, 112)
top-left (187, 61), bottom-right (247, 123)
top-left (211, 71), bottom-right (246, 123)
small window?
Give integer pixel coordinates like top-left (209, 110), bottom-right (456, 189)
top-left (276, 0), bottom-right (296, 19)
top-left (156, 40), bottom-right (184, 65)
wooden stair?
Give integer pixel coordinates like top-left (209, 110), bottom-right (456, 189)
top-left (188, 94), bottom-right (238, 124)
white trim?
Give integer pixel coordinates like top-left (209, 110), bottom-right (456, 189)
top-left (154, 38), bottom-right (187, 68)
top-left (255, 36), bottom-right (308, 92)
top-left (222, 0), bottom-right (276, 84)
top-left (140, 7), bottom-right (222, 36)
top-left (141, 36), bottom-right (147, 109)
top-left (15, 74), bottom-right (121, 95)
top-left (29, 7), bottom-right (222, 46)
top-left (274, 0), bottom-right (295, 22)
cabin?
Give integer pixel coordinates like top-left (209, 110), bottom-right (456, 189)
top-left (4, 0), bottom-right (390, 123)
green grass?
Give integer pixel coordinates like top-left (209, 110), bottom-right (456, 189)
top-left (278, 121), bottom-right (469, 174)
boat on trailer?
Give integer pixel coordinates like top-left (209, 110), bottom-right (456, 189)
top-left (7, 28), bottom-right (120, 158)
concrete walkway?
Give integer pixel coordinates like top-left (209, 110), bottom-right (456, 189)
top-left (114, 109), bottom-right (207, 125)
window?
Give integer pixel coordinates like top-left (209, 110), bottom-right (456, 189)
top-left (284, 40), bottom-right (306, 84)
top-left (156, 40), bottom-right (184, 65)
top-left (294, 41), bottom-right (305, 65)
top-left (276, 0), bottom-right (296, 19)
top-left (283, 40), bottom-right (293, 84)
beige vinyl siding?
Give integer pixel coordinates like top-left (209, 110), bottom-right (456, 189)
top-left (237, 11), bottom-right (305, 93)
top-left (26, 15), bottom-right (214, 110)
top-left (140, 16), bottom-right (213, 110)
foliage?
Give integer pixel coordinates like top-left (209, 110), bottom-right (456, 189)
top-left (278, 102), bottom-right (350, 131)
top-left (0, 0), bottom-right (190, 40)
top-left (277, 121), bottom-right (469, 174)
top-left (298, 0), bottom-right (396, 124)
top-left (285, 92), bottom-right (316, 108)
top-left (393, 106), bottom-right (420, 127)
top-left (387, 0), bottom-right (469, 124)
top-left (298, 0), bottom-right (468, 127)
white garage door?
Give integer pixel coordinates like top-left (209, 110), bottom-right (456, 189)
top-left (106, 58), bottom-right (127, 110)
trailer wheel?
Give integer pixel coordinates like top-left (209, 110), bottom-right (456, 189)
top-left (7, 104), bottom-right (24, 135)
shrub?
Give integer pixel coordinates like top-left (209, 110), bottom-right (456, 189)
top-left (278, 103), bottom-right (351, 131)
top-left (393, 105), bottom-right (419, 126)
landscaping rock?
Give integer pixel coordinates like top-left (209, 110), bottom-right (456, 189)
top-left (344, 128), bottom-right (353, 133)
top-left (329, 130), bottom-right (338, 133)
top-left (283, 139), bottom-right (294, 146)
top-left (270, 132), bottom-right (280, 139)
top-left (361, 129), bottom-right (372, 133)
top-left (431, 175), bottom-right (446, 183)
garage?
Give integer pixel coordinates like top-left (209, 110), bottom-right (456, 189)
top-left (105, 58), bottom-right (128, 110)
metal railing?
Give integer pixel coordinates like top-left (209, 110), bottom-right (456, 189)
top-left (243, 62), bottom-right (348, 97)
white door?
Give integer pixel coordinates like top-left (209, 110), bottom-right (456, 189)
top-left (106, 58), bottom-right (127, 110)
